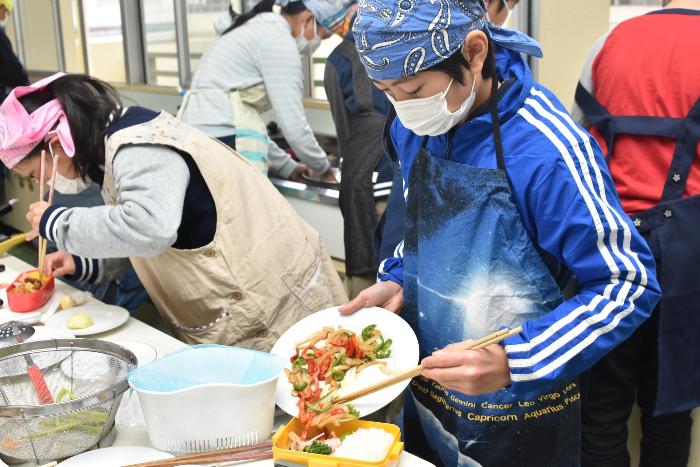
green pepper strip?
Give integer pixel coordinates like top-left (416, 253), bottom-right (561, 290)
top-left (306, 389), bottom-right (336, 412)
top-left (292, 357), bottom-right (307, 371)
top-left (293, 382), bottom-right (309, 392)
top-left (374, 337), bottom-right (393, 359)
top-left (306, 400), bottom-right (333, 413)
top-left (362, 324), bottom-right (377, 341)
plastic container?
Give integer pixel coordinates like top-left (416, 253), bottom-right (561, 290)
top-left (6, 270), bottom-right (55, 312)
top-left (273, 418), bottom-right (404, 467)
top-left (128, 345), bottom-right (285, 454)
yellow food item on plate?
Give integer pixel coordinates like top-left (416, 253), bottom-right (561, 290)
top-left (60, 295), bottom-right (77, 310)
top-left (67, 311), bottom-right (94, 330)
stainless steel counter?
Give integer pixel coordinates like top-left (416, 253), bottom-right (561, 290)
top-left (270, 177), bottom-right (392, 206)
top-left (269, 177), bottom-right (392, 261)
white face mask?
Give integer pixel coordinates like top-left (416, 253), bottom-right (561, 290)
top-left (47, 142), bottom-right (91, 194)
top-left (387, 75), bottom-right (479, 136)
top-left (296, 20), bottom-right (321, 55)
top-left (0, 19), bottom-right (7, 28)
top-left (52, 172), bottom-right (91, 195)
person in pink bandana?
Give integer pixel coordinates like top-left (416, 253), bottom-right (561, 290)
top-left (0, 72), bottom-right (347, 348)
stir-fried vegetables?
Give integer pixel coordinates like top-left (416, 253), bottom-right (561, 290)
top-left (284, 325), bottom-right (393, 440)
top-left (9, 277), bottom-right (44, 294)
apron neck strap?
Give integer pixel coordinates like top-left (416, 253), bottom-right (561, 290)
top-left (490, 76), bottom-right (506, 171)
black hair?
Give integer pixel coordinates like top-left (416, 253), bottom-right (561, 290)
top-left (427, 36), bottom-right (496, 84)
top-left (18, 74), bottom-right (121, 185)
top-left (222, 0), bottom-right (307, 35)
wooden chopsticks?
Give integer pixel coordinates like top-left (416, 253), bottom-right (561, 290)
top-left (451, 326), bottom-right (523, 352)
top-left (37, 150), bottom-right (57, 281)
top-left (332, 326), bottom-right (523, 406)
top-left (124, 440), bottom-right (273, 467)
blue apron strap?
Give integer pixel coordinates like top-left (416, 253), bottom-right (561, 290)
top-left (383, 105), bottom-right (398, 163)
top-left (575, 82), bottom-right (685, 159)
top-left (661, 96), bottom-right (700, 201)
top-left (576, 83), bottom-right (700, 202)
top-left (575, 82), bottom-right (615, 160)
top-left (491, 75), bottom-right (506, 171)
top-left (613, 116), bottom-right (683, 139)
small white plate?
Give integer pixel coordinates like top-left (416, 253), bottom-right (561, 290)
top-left (271, 306), bottom-right (419, 419)
top-left (114, 340), bottom-right (158, 366)
top-left (0, 326), bottom-right (75, 378)
top-left (56, 446), bottom-right (173, 467)
top-left (45, 304), bottom-right (130, 336)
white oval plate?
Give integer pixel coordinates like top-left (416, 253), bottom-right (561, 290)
top-left (0, 293), bottom-right (63, 325)
top-left (114, 340), bottom-right (158, 366)
top-left (0, 326), bottom-right (75, 377)
top-left (45, 304), bottom-right (129, 336)
top-left (57, 446), bottom-right (173, 467)
top-left (271, 306), bottom-right (419, 419)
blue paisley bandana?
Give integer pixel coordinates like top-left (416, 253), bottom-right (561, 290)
top-left (352, 0), bottom-right (543, 80)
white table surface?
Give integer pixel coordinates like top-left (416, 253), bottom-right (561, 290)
top-left (0, 255), bottom-right (432, 467)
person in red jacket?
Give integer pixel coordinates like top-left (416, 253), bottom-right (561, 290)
top-left (572, 1), bottom-right (700, 466)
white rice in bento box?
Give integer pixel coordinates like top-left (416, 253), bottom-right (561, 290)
top-left (333, 428), bottom-right (395, 462)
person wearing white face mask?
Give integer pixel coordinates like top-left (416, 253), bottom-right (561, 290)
top-left (484, 0), bottom-right (519, 27)
top-left (0, 0), bottom-right (28, 103)
top-left (339, 0), bottom-right (660, 464)
top-left (178, 0), bottom-right (336, 183)
top-left (0, 73), bottom-right (347, 349)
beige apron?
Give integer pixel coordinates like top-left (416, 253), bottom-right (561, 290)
top-left (177, 84), bottom-right (271, 175)
top-left (102, 112), bottom-right (347, 350)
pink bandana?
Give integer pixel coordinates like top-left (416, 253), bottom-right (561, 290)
top-left (0, 72), bottom-right (75, 169)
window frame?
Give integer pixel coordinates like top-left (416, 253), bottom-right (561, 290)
top-left (15, 0), bottom-right (337, 103)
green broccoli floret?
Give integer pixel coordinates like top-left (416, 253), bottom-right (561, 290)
top-left (303, 441), bottom-right (333, 455)
top-left (347, 404), bottom-right (360, 418)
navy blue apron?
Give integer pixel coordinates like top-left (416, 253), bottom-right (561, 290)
top-left (402, 84), bottom-right (580, 467)
top-left (576, 84), bottom-right (700, 415)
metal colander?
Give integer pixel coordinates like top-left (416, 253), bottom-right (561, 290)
top-left (0, 339), bottom-right (136, 464)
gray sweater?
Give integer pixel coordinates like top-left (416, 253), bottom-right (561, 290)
top-left (179, 13), bottom-right (330, 178)
top-left (40, 145), bottom-right (189, 283)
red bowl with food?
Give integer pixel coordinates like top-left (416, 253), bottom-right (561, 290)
top-left (6, 270), bottom-right (55, 313)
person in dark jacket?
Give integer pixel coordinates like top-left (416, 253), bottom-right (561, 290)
top-left (311, 0), bottom-right (402, 298)
top-left (0, 0), bottom-right (28, 102)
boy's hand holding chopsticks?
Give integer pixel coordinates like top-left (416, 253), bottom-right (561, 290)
top-left (421, 343), bottom-right (512, 396)
top-left (333, 327), bottom-right (522, 405)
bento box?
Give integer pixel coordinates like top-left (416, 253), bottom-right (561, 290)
top-left (273, 418), bottom-right (404, 467)
top-left (6, 270), bottom-right (55, 312)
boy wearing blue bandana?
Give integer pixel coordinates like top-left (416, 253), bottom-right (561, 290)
top-left (340, 0), bottom-right (661, 465)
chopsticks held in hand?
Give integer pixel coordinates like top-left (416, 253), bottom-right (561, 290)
top-left (124, 441), bottom-right (273, 467)
top-left (37, 150), bottom-right (58, 281)
top-left (333, 326), bottom-right (523, 406)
